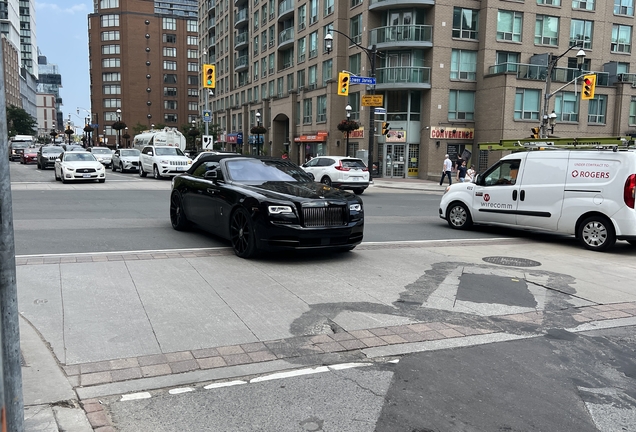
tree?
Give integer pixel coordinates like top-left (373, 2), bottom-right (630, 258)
top-left (132, 122), bottom-right (148, 136)
top-left (7, 105), bottom-right (37, 137)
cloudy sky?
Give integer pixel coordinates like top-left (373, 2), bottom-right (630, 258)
top-left (35, 1), bottom-right (92, 126)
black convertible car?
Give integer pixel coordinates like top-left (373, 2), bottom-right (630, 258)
top-left (169, 154), bottom-right (364, 258)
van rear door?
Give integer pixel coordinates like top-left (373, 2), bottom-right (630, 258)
top-left (515, 151), bottom-right (567, 230)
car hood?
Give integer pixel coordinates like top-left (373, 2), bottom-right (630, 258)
top-left (236, 181), bottom-right (357, 201)
top-left (61, 161), bottom-right (104, 169)
top-left (119, 155), bottom-right (139, 161)
top-left (93, 154), bottom-right (112, 159)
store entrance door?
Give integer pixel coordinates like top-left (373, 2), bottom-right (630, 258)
top-left (385, 144), bottom-right (406, 178)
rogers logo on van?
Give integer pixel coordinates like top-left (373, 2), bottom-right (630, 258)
top-left (571, 169), bottom-right (610, 179)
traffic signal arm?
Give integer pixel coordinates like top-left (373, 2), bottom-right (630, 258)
top-left (581, 74), bottom-right (596, 100)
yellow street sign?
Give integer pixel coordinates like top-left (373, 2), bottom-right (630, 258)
top-left (361, 95), bottom-right (384, 106)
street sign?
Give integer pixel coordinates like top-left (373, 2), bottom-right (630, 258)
top-left (374, 108), bottom-right (386, 114)
top-left (361, 95), bottom-right (384, 106)
top-left (203, 110), bottom-right (212, 122)
top-left (202, 135), bottom-right (214, 148)
top-left (349, 76), bottom-right (376, 85)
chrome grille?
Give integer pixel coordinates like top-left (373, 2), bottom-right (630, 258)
top-left (170, 160), bottom-right (189, 166)
top-left (76, 168), bottom-right (96, 173)
top-left (302, 206), bottom-right (347, 227)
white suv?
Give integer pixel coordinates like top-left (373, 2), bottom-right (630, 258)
top-left (302, 156), bottom-right (370, 195)
top-left (139, 145), bottom-right (192, 179)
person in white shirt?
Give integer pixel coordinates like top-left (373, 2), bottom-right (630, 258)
top-left (440, 154), bottom-right (453, 185)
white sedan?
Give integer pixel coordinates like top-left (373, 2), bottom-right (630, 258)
top-left (54, 151), bottom-right (106, 184)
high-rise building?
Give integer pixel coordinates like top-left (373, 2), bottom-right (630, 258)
top-left (88, 0), bottom-right (200, 148)
top-left (37, 52), bottom-right (63, 130)
top-left (202, 0), bottom-right (636, 179)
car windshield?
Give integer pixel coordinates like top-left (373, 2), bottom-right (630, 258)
top-left (121, 149), bottom-right (140, 157)
top-left (226, 159), bottom-right (312, 183)
top-left (42, 147), bottom-right (63, 154)
top-left (155, 147), bottom-right (185, 156)
top-left (64, 153), bottom-right (97, 162)
top-left (91, 148), bottom-right (111, 154)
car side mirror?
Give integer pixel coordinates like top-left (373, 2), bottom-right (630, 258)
top-left (55, 158), bottom-right (61, 162)
top-left (204, 170), bottom-right (218, 180)
top-left (147, 151), bottom-right (153, 156)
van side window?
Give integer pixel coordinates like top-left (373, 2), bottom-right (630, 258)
top-left (482, 160), bottom-right (521, 186)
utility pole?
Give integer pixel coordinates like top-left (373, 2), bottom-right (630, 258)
top-left (0, 43), bottom-right (24, 432)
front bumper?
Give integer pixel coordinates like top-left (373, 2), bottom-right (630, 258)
top-left (121, 160), bottom-right (139, 171)
top-left (254, 219), bottom-right (364, 251)
top-left (22, 156), bottom-right (37, 164)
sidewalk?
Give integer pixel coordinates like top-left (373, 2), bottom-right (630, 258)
top-left (371, 176), bottom-right (448, 192)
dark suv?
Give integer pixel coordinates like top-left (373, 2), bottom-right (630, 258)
top-left (37, 145), bottom-right (64, 170)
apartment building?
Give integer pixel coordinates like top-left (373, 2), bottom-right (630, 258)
top-left (88, 0), bottom-right (200, 147)
top-left (201, 0), bottom-right (636, 179)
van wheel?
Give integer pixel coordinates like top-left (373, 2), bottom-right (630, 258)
top-left (447, 202), bottom-right (472, 230)
top-left (578, 216), bottom-right (616, 252)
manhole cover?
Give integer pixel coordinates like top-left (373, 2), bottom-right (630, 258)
top-left (483, 256), bottom-right (541, 267)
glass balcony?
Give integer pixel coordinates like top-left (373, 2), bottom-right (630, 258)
top-left (376, 66), bottom-right (431, 87)
top-left (235, 32), bottom-right (249, 49)
top-left (235, 55), bottom-right (249, 72)
top-left (278, 27), bottom-right (294, 48)
top-left (278, 0), bottom-right (294, 20)
top-left (369, 0), bottom-right (435, 11)
top-left (370, 25), bottom-right (433, 46)
top-left (488, 63), bottom-right (609, 86)
top-left (234, 9), bottom-right (248, 28)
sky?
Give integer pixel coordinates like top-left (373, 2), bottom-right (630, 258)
top-left (35, 1), bottom-right (92, 126)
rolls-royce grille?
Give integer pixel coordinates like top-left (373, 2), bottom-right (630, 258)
top-left (303, 206), bottom-right (347, 227)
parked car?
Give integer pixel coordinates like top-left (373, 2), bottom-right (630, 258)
top-left (112, 148), bottom-right (141, 173)
top-left (169, 154), bottom-right (364, 258)
top-left (20, 147), bottom-right (39, 165)
top-left (54, 151), bottom-right (106, 183)
top-left (88, 147), bottom-right (114, 168)
top-left (301, 156), bottom-right (370, 195)
top-left (37, 145), bottom-right (65, 170)
top-left (139, 145), bottom-right (192, 179)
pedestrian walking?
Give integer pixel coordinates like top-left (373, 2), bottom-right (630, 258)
top-left (456, 160), bottom-right (468, 182)
top-left (440, 154), bottom-right (453, 185)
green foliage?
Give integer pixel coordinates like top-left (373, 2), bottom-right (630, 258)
top-left (7, 105), bottom-right (37, 136)
top-left (132, 122), bottom-right (147, 136)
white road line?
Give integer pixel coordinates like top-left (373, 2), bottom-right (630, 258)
top-left (120, 392), bottom-right (152, 401)
top-left (203, 380), bottom-right (247, 390)
top-left (168, 387), bottom-right (194, 395)
top-left (249, 366), bottom-right (330, 383)
top-left (328, 362), bottom-right (373, 371)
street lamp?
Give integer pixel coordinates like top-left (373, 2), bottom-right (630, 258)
top-left (540, 42), bottom-right (586, 138)
top-left (116, 108), bottom-right (122, 148)
top-left (345, 104), bottom-right (352, 157)
top-left (50, 122), bottom-right (57, 144)
top-left (255, 111), bottom-right (262, 155)
top-left (325, 31), bottom-right (377, 177)
top-left (123, 127), bottom-right (130, 148)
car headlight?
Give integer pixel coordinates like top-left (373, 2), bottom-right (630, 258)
top-left (444, 186), bottom-right (451, 194)
top-left (268, 205), bottom-right (294, 215)
top-left (65, 166), bottom-right (75, 171)
top-left (159, 159), bottom-right (170, 165)
top-left (98, 165), bottom-right (105, 171)
top-left (349, 203), bottom-right (362, 212)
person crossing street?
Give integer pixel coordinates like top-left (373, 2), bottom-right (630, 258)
top-left (440, 154), bottom-right (453, 186)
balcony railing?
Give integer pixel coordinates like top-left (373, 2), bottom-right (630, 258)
top-left (235, 55), bottom-right (249, 69)
top-left (235, 32), bottom-right (248, 48)
top-left (376, 66), bottom-right (431, 85)
top-left (617, 73), bottom-right (636, 85)
top-left (488, 62), bottom-right (610, 86)
top-left (234, 9), bottom-right (248, 26)
top-left (279, 0), bottom-right (294, 17)
top-left (370, 25), bottom-right (433, 45)
top-left (279, 27), bottom-right (294, 45)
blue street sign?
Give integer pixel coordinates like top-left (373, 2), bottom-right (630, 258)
top-left (374, 108), bottom-right (387, 114)
top-left (203, 110), bottom-right (212, 122)
top-left (349, 76), bottom-right (376, 85)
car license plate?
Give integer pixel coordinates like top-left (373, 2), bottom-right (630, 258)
top-left (82, 174), bottom-right (91, 178)
top-left (177, 166), bottom-right (185, 171)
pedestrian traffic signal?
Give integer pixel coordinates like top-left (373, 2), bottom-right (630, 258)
top-left (203, 64), bottom-right (216, 89)
top-left (338, 72), bottom-right (350, 96)
top-left (381, 122), bottom-right (391, 136)
top-left (581, 74), bottom-right (596, 100)
top-left (531, 127), bottom-right (540, 138)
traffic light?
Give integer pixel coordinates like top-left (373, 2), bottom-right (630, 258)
top-left (531, 127), bottom-right (540, 138)
top-left (581, 74), bottom-right (596, 100)
top-left (381, 122), bottom-right (391, 136)
top-left (338, 72), bottom-right (350, 96)
top-left (203, 64), bottom-right (216, 89)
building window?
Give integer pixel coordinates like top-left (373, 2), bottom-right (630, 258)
top-left (611, 24), bottom-right (632, 53)
top-left (297, 69), bottom-right (305, 89)
top-left (101, 14), bottom-right (119, 27)
top-left (100, 31), bottom-right (120, 41)
top-left (497, 10), bottom-right (523, 42)
top-left (350, 14), bottom-right (362, 44)
top-left (163, 34), bottom-right (176, 43)
top-left (103, 84), bottom-right (121, 94)
top-left (164, 100), bottom-right (177, 110)
top-left (254, 36), bottom-right (259, 55)
top-left (103, 98), bottom-right (121, 108)
top-left (298, 4), bottom-right (306, 31)
top-left (163, 61), bottom-right (177, 70)
top-left (349, 53), bottom-right (361, 76)
top-left (587, 95), bottom-right (607, 124)
top-left (187, 36), bottom-right (197, 45)
top-left (188, 76), bottom-right (198, 85)
top-left (282, 48), bottom-right (294, 69)
top-left (308, 65), bottom-right (317, 89)
top-left (102, 58), bottom-right (120, 68)
top-left (570, 19), bottom-right (594, 49)
top-left (629, 96), bottom-right (636, 125)
top-left (163, 47), bottom-right (177, 57)
top-left (164, 74), bottom-right (177, 83)
top-left (261, 58), bottom-right (267, 77)
top-left (100, 0), bottom-right (119, 8)
top-left (188, 62), bottom-right (199, 72)
top-left (316, 95), bottom-right (327, 122)
top-left (450, 50), bottom-right (477, 80)
top-left (187, 20), bottom-right (198, 32)
top-left (448, 90), bottom-right (475, 120)
top-left (187, 49), bottom-right (198, 59)
top-left (322, 59), bottom-right (332, 86)
top-left (573, 0), bottom-right (595, 10)
top-left (554, 91), bottom-right (579, 122)
top-left (254, 61), bottom-right (259, 80)
top-left (303, 98), bottom-right (312, 124)
top-left (104, 111), bottom-right (118, 121)
top-left (164, 87), bottom-right (177, 96)
top-left (514, 89), bottom-right (540, 120)
top-left (452, 8), bottom-right (479, 40)
top-left (537, 0), bottom-right (560, 5)
top-left (277, 77), bottom-right (284, 97)
top-left (348, 92), bottom-right (360, 120)
top-left (614, 0), bottom-right (635, 16)
top-left (297, 37), bottom-right (306, 63)
top-left (268, 53), bottom-right (275, 74)
top-left (101, 44), bottom-right (120, 54)
top-left (535, 15), bottom-right (559, 45)
top-left (164, 114), bottom-right (178, 123)
top-left (187, 88), bottom-right (199, 97)
top-left (287, 73), bottom-right (294, 92)
top-left (323, 23), bottom-right (334, 53)
top-left (163, 18), bottom-right (177, 30)
top-left (261, 83), bottom-right (268, 99)
top-left (102, 72), bottom-right (121, 82)
top-left (309, 31), bottom-right (318, 58)
top-left (323, 0), bottom-right (334, 16)
top-left (309, 0), bottom-right (318, 24)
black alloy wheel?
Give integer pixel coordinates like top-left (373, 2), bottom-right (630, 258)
top-left (578, 215), bottom-right (616, 252)
top-left (230, 208), bottom-right (257, 258)
top-left (169, 191), bottom-right (190, 231)
top-left (446, 202), bottom-right (473, 230)
top-left (321, 176), bottom-right (332, 186)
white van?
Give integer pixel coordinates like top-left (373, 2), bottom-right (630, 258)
top-left (439, 149), bottom-right (636, 251)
